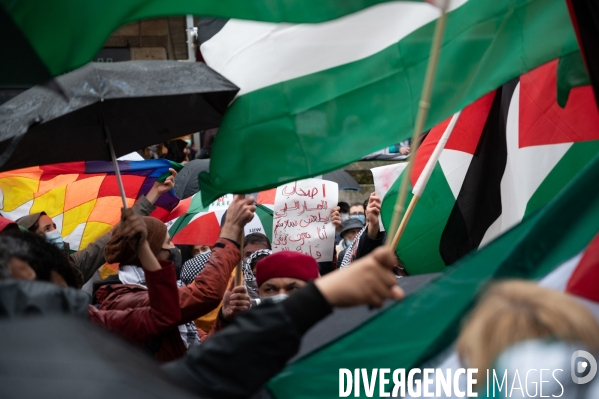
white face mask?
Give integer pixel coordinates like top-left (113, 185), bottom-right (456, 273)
top-left (262, 293), bottom-right (289, 304)
top-left (45, 230), bottom-right (64, 249)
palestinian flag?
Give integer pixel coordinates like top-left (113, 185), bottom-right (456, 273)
top-left (377, 59), bottom-right (599, 275)
top-left (566, 0), bottom-right (599, 106)
top-left (166, 190), bottom-right (274, 246)
top-left (1, 0), bottom-right (396, 86)
top-left (0, 159), bottom-right (181, 251)
top-left (197, 0), bottom-right (580, 205)
top-left (266, 142), bottom-right (599, 399)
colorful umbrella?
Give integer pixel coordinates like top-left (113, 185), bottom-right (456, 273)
top-left (166, 190), bottom-right (274, 246)
top-left (0, 159), bottom-right (181, 251)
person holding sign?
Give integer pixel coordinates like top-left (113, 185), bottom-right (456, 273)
top-left (272, 178), bottom-right (342, 275)
top-left (272, 178), bottom-right (339, 262)
top-left (340, 192), bottom-right (407, 275)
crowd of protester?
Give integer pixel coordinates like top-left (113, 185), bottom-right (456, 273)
top-left (1, 170), bottom-right (598, 398)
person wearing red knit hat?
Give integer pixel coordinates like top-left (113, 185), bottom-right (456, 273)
top-left (255, 251), bottom-right (320, 302)
top-left (0, 216), bottom-right (21, 236)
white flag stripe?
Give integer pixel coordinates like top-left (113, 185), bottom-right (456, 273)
top-left (201, 0), bottom-right (468, 96)
top-left (438, 149), bottom-right (473, 199)
top-left (538, 252), bottom-right (583, 291)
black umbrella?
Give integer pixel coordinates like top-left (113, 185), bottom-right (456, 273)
top-left (0, 61), bottom-right (238, 207)
top-left (174, 159), bottom-right (211, 199)
top-left (322, 170), bottom-right (361, 191)
top-left (0, 315), bottom-right (199, 399)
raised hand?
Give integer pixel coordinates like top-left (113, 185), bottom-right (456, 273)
top-left (330, 206), bottom-right (342, 231)
top-left (315, 247), bottom-right (404, 308)
top-left (119, 208), bottom-right (147, 246)
top-left (366, 192), bottom-right (382, 238)
top-left (220, 195), bottom-right (256, 242)
top-left (146, 168), bottom-right (177, 203)
top-left (221, 280), bottom-right (251, 321)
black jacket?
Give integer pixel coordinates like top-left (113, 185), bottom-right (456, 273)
top-left (164, 283), bottom-right (332, 398)
top-left (0, 279), bottom-right (331, 399)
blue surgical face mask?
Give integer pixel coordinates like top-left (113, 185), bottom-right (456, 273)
top-left (262, 293), bottom-right (289, 304)
top-left (340, 213), bottom-right (350, 222)
top-left (344, 238), bottom-right (353, 247)
top-left (45, 230), bottom-right (64, 249)
top-left (350, 214), bottom-right (366, 224)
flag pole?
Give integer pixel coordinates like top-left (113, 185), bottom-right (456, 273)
top-left (235, 230), bottom-right (244, 286)
top-left (388, 111), bottom-right (461, 249)
top-left (385, 2), bottom-right (449, 249)
top-left (103, 124), bottom-right (128, 210)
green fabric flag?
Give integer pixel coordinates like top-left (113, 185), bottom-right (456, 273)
top-left (0, 0), bottom-right (406, 85)
top-left (266, 150), bottom-right (599, 399)
top-left (198, 0), bottom-right (580, 205)
top-left (556, 51), bottom-right (592, 107)
top-left (374, 60), bottom-right (599, 275)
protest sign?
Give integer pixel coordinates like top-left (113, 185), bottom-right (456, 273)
top-left (371, 163), bottom-right (408, 232)
top-left (272, 178), bottom-right (338, 261)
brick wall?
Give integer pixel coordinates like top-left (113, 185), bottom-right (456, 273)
top-left (101, 17), bottom-right (192, 61)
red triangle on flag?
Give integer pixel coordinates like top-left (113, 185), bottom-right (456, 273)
top-left (411, 91), bottom-right (495, 185)
top-left (171, 212), bottom-right (221, 246)
top-left (519, 59), bottom-right (599, 148)
top-left (566, 232), bottom-right (599, 303)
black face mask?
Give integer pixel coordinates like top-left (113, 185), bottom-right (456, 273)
top-left (167, 247), bottom-right (183, 277)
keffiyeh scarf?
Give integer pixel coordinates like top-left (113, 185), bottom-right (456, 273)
top-left (180, 252), bottom-right (211, 285)
top-left (340, 226), bottom-right (366, 269)
top-left (243, 249), bottom-right (272, 301)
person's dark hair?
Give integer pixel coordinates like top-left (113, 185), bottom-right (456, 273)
top-left (337, 201), bottom-right (350, 214)
top-left (18, 232), bottom-right (84, 288)
top-left (178, 244), bottom-right (194, 264)
top-left (0, 236), bottom-right (31, 279)
top-left (250, 253), bottom-right (270, 274)
top-left (176, 244), bottom-right (194, 279)
top-left (244, 232), bottom-right (271, 250)
top-left (349, 202), bottom-right (366, 213)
